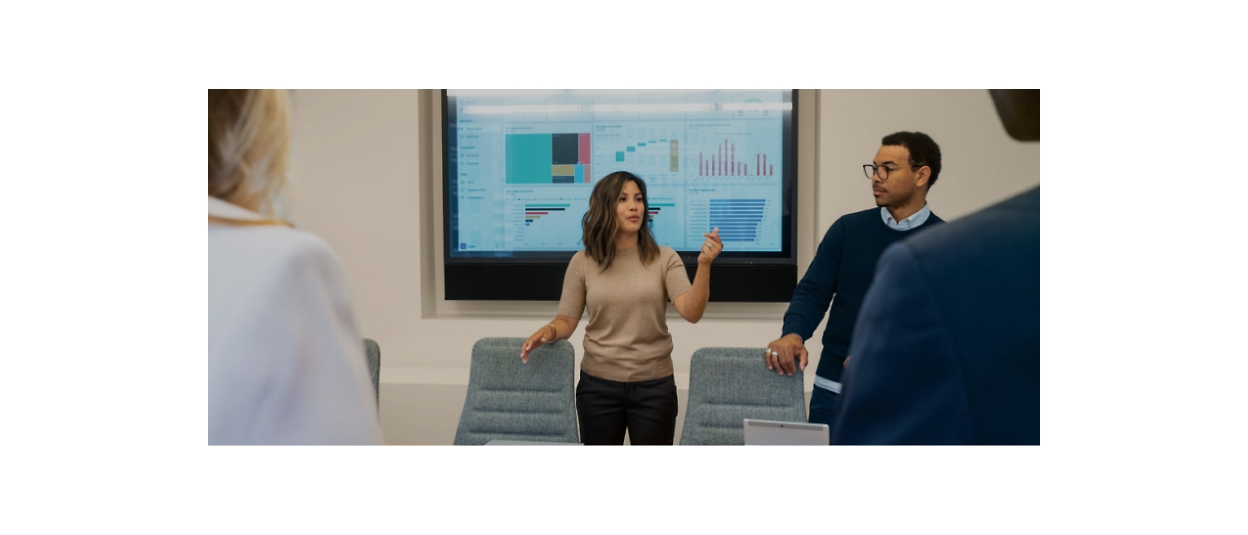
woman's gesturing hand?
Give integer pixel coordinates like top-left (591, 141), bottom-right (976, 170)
top-left (521, 323), bottom-right (557, 364)
top-left (698, 227), bottom-right (723, 264)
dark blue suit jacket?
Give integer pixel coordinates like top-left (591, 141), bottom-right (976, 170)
top-left (832, 187), bottom-right (1040, 445)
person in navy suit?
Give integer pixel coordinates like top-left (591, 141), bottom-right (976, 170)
top-left (832, 90), bottom-right (1040, 445)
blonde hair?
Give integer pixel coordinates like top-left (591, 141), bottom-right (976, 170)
top-left (208, 89), bottom-right (291, 215)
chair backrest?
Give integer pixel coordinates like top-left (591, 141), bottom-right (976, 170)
top-left (363, 338), bottom-right (381, 408)
top-left (680, 347), bottom-right (808, 445)
top-left (453, 337), bottom-right (579, 445)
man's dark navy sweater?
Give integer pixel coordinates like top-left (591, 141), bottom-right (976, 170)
top-left (782, 207), bottom-right (945, 383)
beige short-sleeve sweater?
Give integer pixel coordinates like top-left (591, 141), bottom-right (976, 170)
top-left (557, 246), bottom-right (693, 382)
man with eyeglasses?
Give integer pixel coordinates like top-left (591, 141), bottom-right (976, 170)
top-left (763, 131), bottom-right (946, 441)
top-left (832, 90), bottom-right (1039, 445)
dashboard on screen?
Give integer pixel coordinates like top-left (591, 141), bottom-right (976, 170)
top-left (443, 89), bottom-right (797, 301)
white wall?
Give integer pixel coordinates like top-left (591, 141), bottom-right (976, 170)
top-left (286, 89), bottom-right (1039, 444)
top-left (818, 90), bottom-right (1040, 230)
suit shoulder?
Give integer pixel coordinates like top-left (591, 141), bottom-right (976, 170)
top-left (904, 187), bottom-right (1039, 265)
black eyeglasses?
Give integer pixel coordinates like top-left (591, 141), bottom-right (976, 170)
top-left (863, 163), bottom-right (922, 181)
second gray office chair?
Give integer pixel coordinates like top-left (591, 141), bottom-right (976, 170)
top-left (453, 337), bottom-right (579, 445)
top-left (680, 347), bottom-right (808, 445)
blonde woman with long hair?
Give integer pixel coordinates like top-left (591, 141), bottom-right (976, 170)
top-left (208, 89), bottom-right (382, 445)
top-left (521, 171), bottom-right (722, 445)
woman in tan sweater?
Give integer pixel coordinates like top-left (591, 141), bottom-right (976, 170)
top-left (521, 171), bottom-right (722, 445)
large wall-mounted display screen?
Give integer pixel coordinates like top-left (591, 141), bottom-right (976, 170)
top-left (443, 90), bottom-right (797, 301)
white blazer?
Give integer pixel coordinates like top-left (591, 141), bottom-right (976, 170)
top-left (208, 197), bottom-right (382, 445)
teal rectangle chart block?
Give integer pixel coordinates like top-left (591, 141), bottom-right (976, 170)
top-left (506, 134), bottom-right (554, 184)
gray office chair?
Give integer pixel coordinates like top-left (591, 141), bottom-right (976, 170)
top-left (453, 337), bottom-right (579, 445)
top-left (363, 338), bottom-right (381, 408)
top-left (679, 347), bottom-right (808, 445)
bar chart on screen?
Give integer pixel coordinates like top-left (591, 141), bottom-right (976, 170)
top-left (708, 198), bottom-right (766, 243)
top-left (506, 198), bottom-right (584, 249)
top-left (685, 186), bottom-right (781, 251)
top-left (694, 139), bottom-right (776, 179)
top-left (686, 122), bottom-right (782, 184)
top-left (593, 123), bottom-right (681, 182)
top-left (645, 199), bottom-right (685, 249)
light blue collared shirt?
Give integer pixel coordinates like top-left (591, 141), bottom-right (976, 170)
top-left (881, 203), bottom-right (931, 231)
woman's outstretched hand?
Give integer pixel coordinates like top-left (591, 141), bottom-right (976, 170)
top-left (698, 227), bottom-right (723, 264)
top-left (521, 324), bottom-right (556, 364)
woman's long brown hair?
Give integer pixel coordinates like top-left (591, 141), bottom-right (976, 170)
top-left (582, 171), bottom-right (660, 271)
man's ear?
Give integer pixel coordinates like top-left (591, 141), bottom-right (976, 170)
top-left (914, 165), bottom-right (931, 189)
